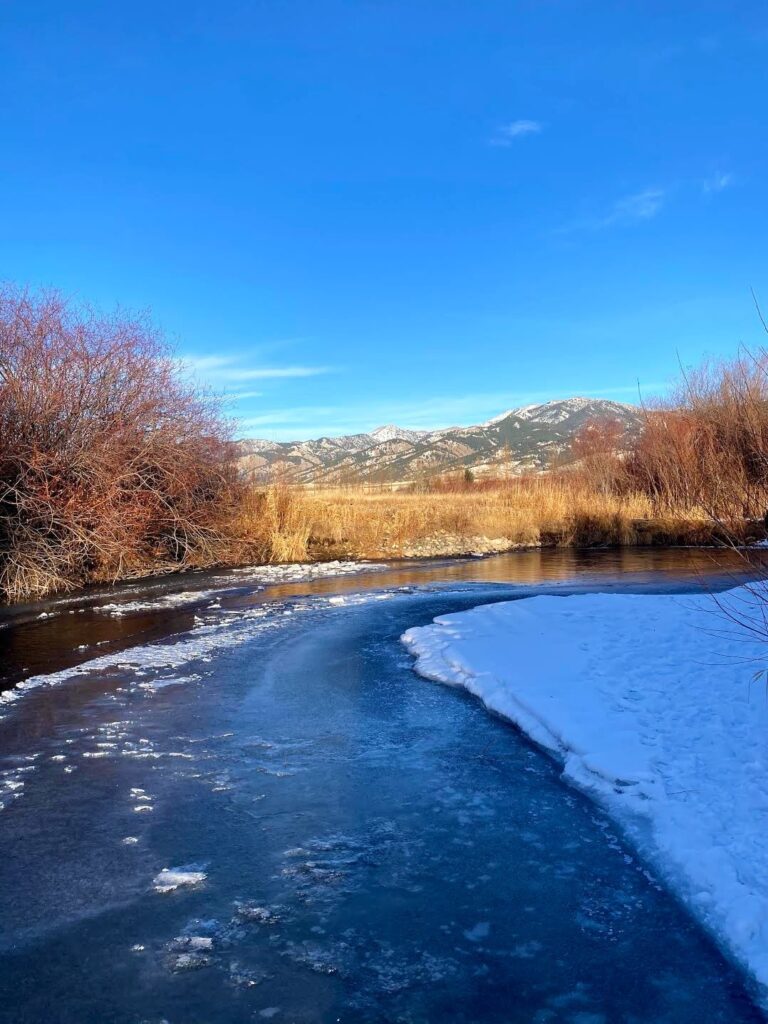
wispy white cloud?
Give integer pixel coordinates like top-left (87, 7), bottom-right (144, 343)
top-left (604, 188), bottom-right (666, 224)
top-left (219, 366), bottom-right (329, 381)
top-left (225, 389), bottom-right (264, 401)
top-left (180, 353), bottom-right (331, 383)
top-left (560, 171), bottom-right (734, 235)
top-left (702, 172), bottom-right (734, 195)
top-left (490, 119), bottom-right (543, 145)
top-left (181, 355), bottom-right (234, 372)
top-left (236, 385), bottom-right (661, 441)
top-left (557, 187), bottom-right (666, 234)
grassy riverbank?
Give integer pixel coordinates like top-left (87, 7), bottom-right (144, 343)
top-left (3, 286), bottom-right (768, 602)
top-left (237, 478), bottom-right (758, 563)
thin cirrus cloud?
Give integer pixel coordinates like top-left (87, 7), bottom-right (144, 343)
top-left (702, 172), bottom-right (734, 195)
top-left (490, 119), bottom-right (543, 145)
top-left (181, 354), bottom-right (331, 384)
top-left (559, 173), bottom-right (734, 235)
top-left (236, 385), bottom-right (659, 440)
top-left (220, 366), bottom-right (330, 382)
top-left (556, 187), bottom-right (666, 234)
top-left (226, 390), bottom-right (264, 401)
top-left (601, 188), bottom-right (666, 226)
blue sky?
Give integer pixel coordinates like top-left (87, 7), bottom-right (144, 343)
top-left (1, 2), bottom-right (766, 439)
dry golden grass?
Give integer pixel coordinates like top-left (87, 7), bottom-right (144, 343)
top-left (234, 476), bottom-right (727, 564)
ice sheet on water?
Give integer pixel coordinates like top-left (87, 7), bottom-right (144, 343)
top-left (0, 764), bottom-right (36, 812)
top-left (281, 940), bottom-right (342, 975)
top-left (169, 934), bottom-right (213, 951)
top-left (137, 673), bottom-right (200, 693)
top-left (464, 921), bottom-right (490, 943)
top-left (402, 585), bottom-right (768, 997)
top-left (170, 951), bottom-right (211, 971)
top-left (157, 914), bottom-right (272, 980)
top-left (228, 962), bottom-right (268, 988)
top-left (1, 587), bottom-right (396, 721)
top-left (233, 902), bottom-right (282, 925)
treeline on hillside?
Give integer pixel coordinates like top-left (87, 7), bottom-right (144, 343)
top-left (0, 286), bottom-right (249, 601)
top-left (572, 351), bottom-right (768, 527)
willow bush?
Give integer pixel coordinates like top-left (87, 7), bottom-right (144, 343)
top-left (0, 286), bottom-right (242, 601)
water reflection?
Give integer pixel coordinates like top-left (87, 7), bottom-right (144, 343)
top-left (2, 546), bottom-right (766, 693)
top-left (248, 546), bottom-right (765, 600)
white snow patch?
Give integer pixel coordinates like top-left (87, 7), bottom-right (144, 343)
top-left (137, 673), bottom-right (199, 693)
top-left (153, 867), bottom-right (207, 893)
top-left (95, 561), bottom-right (385, 616)
top-left (98, 591), bottom-right (216, 616)
top-left (172, 934), bottom-right (213, 950)
top-left (369, 424), bottom-right (425, 443)
top-left (402, 587), bottom-right (768, 995)
top-left (171, 951), bottom-right (210, 971)
top-left (227, 559), bottom-right (386, 585)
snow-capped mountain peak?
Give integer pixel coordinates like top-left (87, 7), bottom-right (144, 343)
top-left (369, 424), bottom-right (424, 443)
top-left (483, 408), bottom-right (518, 426)
top-left (485, 397), bottom-right (633, 427)
top-left (513, 397), bottom-right (599, 423)
top-left (237, 397), bottom-right (641, 484)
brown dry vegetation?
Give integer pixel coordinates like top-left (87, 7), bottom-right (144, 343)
top-left (235, 476), bottom-right (730, 564)
top-left (2, 283), bottom-right (767, 601)
top-left (239, 349), bottom-right (768, 564)
top-left (0, 286), bottom-right (247, 601)
top-left (625, 351), bottom-right (768, 521)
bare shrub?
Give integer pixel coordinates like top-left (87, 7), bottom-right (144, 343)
top-left (624, 350), bottom-right (768, 527)
top-left (570, 416), bottom-right (632, 496)
top-left (0, 286), bottom-right (241, 600)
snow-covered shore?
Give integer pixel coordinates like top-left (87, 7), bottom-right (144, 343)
top-left (402, 586), bottom-right (768, 997)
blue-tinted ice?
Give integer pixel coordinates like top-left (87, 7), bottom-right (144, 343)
top-left (0, 557), bottom-right (765, 1022)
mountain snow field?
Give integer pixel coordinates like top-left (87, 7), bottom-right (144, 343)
top-left (402, 586), bottom-right (768, 997)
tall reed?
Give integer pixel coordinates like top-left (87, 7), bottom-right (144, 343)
top-left (234, 475), bottom-right (722, 563)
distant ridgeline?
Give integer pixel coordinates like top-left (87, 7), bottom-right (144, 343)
top-left (237, 398), bottom-right (642, 485)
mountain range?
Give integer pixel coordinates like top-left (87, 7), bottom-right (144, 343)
top-left (236, 397), bottom-right (642, 485)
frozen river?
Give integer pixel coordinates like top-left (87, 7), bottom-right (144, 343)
top-left (0, 550), bottom-right (765, 1022)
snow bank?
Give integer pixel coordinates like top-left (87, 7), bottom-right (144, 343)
top-left (402, 588), bottom-right (768, 994)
